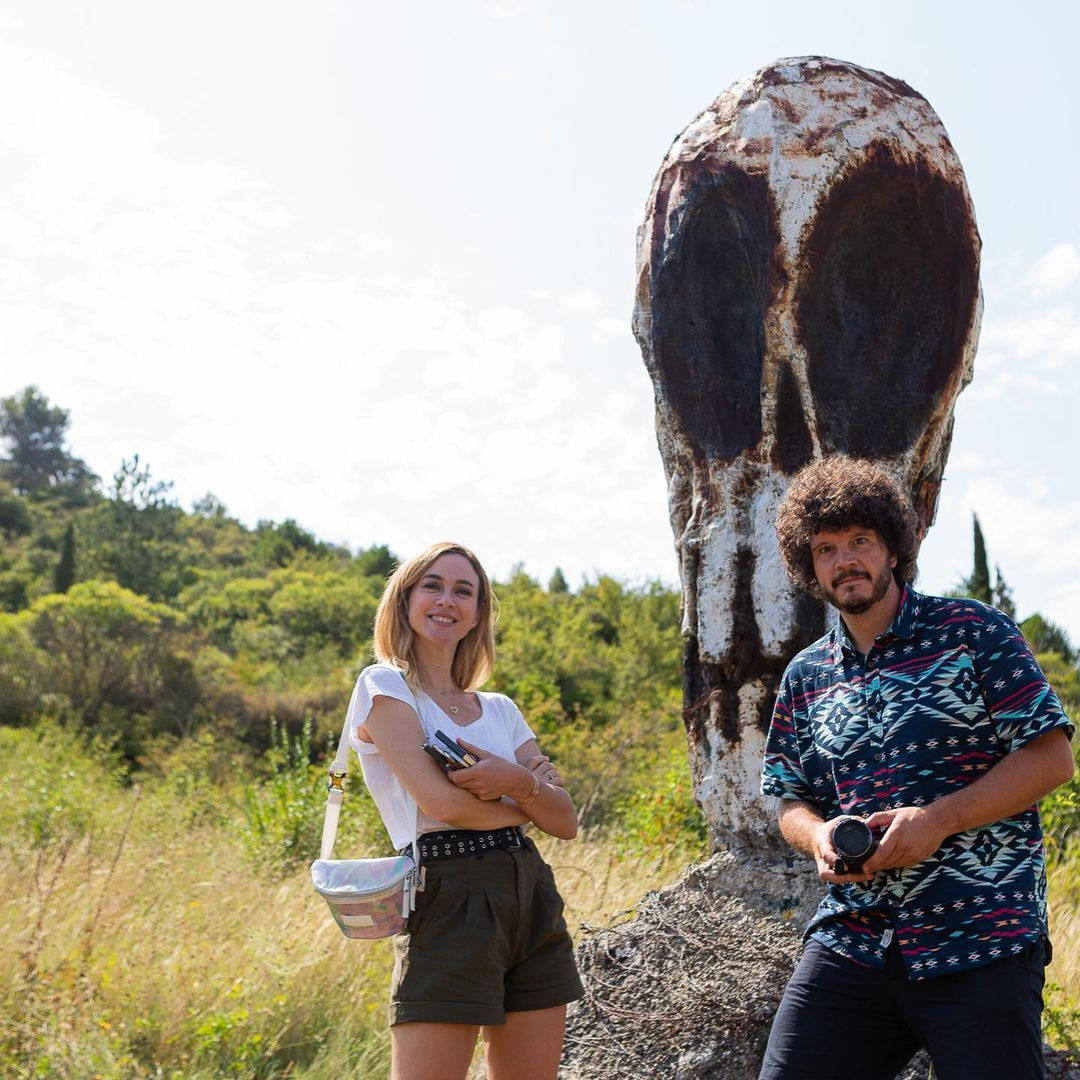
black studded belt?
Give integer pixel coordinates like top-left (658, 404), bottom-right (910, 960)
top-left (410, 826), bottom-right (525, 862)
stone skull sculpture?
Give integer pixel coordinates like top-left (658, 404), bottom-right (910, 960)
top-left (633, 57), bottom-right (982, 849)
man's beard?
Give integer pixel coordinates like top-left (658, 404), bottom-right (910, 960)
top-left (823, 562), bottom-right (894, 616)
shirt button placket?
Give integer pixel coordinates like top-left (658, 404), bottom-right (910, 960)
top-left (867, 649), bottom-right (887, 809)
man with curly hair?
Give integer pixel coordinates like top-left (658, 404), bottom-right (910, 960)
top-left (759, 455), bottom-right (1074, 1080)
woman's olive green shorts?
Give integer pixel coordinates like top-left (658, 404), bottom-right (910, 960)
top-left (389, 836), bottom-right (583, 1027)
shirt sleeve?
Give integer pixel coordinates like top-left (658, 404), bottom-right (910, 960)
top-left (346, 664), bottom-right (418, 755)
top-left (761, 669), bottom-right (814, 801)
top-left (970, 605), bottom-right (1074, 753)
top-left (503, 696), bottom-right (536, 751)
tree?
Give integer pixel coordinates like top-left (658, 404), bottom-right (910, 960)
top-left (354, 544), bottom-right (397, 579)
top-left (0, 386), bottom-right (96, 496)
top-left (1020, 613), bottom-right (1077, 665)
top-left (0, 483), bottom-right (32, 536)
top-left (84, 456), bottom-right (190, 602)
top-left (22, 581), bottom-right (182, 716)
top-left (252, 518), bottom-right (336, 568)
top-left (191, 492), bottom-right (229, 519)
top-left (548, 567), bottom-right (570, 594)
top-left (53, 523), bottom-right (75, 593)
top-left (956, 515), bottom-right (1014, 614)
top-left (965, 514), bottom-right (991, 603)
top-left (991, 564), bottom-right (1016, 619)
top-left (266, 569), bottom-right (382, 656)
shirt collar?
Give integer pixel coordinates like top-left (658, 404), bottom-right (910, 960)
top-left (829, 583), bottom-right (921, 662)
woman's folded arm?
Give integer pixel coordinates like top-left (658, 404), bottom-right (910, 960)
top-left (360, 696), bottom-right (527, 829)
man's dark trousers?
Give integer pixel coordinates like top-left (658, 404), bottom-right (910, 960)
top-left (759, 938), bottom-right (1047, 1079)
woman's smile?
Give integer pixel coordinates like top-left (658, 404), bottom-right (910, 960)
top-left (407, 553), bottom-right (480, 646)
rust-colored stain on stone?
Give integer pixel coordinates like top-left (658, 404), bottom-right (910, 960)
top-left (772, 96), bottom-right (804, 125)
top-left (739, 137), bottom-right (773, 156)
top-left (801, 124), bottom-right (836, 153)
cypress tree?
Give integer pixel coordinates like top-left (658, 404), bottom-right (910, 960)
top-left (54, 522), bottom-right (75, 593)
top-left (968, 514), bottom-right (991, 604)
top-left (548, 567), bottom-right (570, 594)
top-left (992, 564), bottom-right (1016, 619)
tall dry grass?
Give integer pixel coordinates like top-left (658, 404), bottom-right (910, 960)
top-left (0, 727), bottom-right (695, 1079)
top-left (2, 721), bottom-right (1076, 1076)
top-left (1047, 855), bottom-right (1080, 1049)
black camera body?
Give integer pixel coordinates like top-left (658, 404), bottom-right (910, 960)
top-left (830, 816), bottom-right (878, 874)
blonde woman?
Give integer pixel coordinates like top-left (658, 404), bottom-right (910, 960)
top-left (347, 542), bottom-right (582, 1080)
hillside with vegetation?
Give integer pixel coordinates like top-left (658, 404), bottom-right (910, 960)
top-left (0, 385), bottom-right (1076, 1077)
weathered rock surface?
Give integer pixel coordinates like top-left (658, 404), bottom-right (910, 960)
top-left (561, 853), bottom-right (1080, 1079)
top-left (632, 56), bottom-right (983, 846)
top-left (562, 852), bottom-right (802, 1079)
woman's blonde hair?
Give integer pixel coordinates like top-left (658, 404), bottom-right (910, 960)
top-left (373, 542), bottom-right (497, 691)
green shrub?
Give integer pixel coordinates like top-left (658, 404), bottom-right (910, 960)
top-left (609, 734), bottom-right (707, 862)
top-left (0, 721), bottom-right (125, 857)
top-left (238, 714), bottom-right (396, 873)
top-left (239, 718), bottom-right (324, 871)
top-left (1040, 651), bottom-right (1080, 864)
top-left (0, 614), bottom-right (40, 722)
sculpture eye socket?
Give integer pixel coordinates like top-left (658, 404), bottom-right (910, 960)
top-left (796, 142), bottom-right (980, 458)
top-left (650, 166), bottom-right (775, 463)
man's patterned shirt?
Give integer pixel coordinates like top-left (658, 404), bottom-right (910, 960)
top-left (761, 586), bottom-right (1073, 980)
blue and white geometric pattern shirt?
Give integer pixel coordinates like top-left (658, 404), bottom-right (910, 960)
top-left (761, 586), bottom-right (1073, 980)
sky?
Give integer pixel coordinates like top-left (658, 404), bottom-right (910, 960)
top-left (0, 1), bottom-right (1077, 644)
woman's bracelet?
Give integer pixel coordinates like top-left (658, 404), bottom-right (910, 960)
top-left (518, 771), bottom-right (541, 807)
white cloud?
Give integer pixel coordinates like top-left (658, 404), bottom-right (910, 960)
top-left (556, 287), bottom-right (606, 314)
top-left (920, 457), bottom-right (1080, 645)
top-left (592, 317), bottom-right (631, 345)
top-left (916, 242), bottom-right (1080, 644)
top-left (0, 34), bottom-right (676, 591)
top-left (476, 306), bottom-right (530, 338)
top-left (980, 305), bottom-right (1080, 366)
top-left (1023, 243), bottom-right (1080, 297)
top-left (486, 1), bottom-right (531, 18)
top-left (971, 249), bottom-right (1080, 398)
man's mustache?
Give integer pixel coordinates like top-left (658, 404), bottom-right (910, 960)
top-left (832, 571), bottom-right (871, 588)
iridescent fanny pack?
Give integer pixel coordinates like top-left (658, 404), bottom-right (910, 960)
top-left (311, 681), bottom-right (420, 939)
top-left (310, 852), bottom-right (418, 938)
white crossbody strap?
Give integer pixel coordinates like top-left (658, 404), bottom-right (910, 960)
top-left (319, 669), bottom-right (420, 871)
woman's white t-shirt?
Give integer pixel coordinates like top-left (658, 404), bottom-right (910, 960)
top-left (346, 663), bottom-right (536, 850)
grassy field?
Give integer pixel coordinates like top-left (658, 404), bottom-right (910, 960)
top-left (0, 722), bottom-right (1076, 1078)
top-left (1047, 854), bottom-right (1080, 1050)
top-left (0, 725), bottom-right (702, 1079)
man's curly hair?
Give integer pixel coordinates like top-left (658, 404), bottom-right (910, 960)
top-left (776, 455), bottom-right (919, 596)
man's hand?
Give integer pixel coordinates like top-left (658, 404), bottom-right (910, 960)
top-left (861, 806), bottom-right (947, 872)
top-left (778, 800), bottom-right (874, 884)
top-left (811, 818), bottom-right (875, 885)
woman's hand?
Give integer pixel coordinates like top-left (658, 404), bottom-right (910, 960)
top-left (522, 753), bottom-right (565, 788)
top-left (447, 739), bottom-right (534, 803)
top-left (362, 696), bottom-right (527, 829)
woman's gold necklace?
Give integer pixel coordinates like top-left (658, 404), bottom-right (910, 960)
top-left (431, 687), bottom-right (462, 715)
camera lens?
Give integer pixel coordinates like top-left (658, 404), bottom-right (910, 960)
top-left (831, 816), bottom-right (874, 859)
